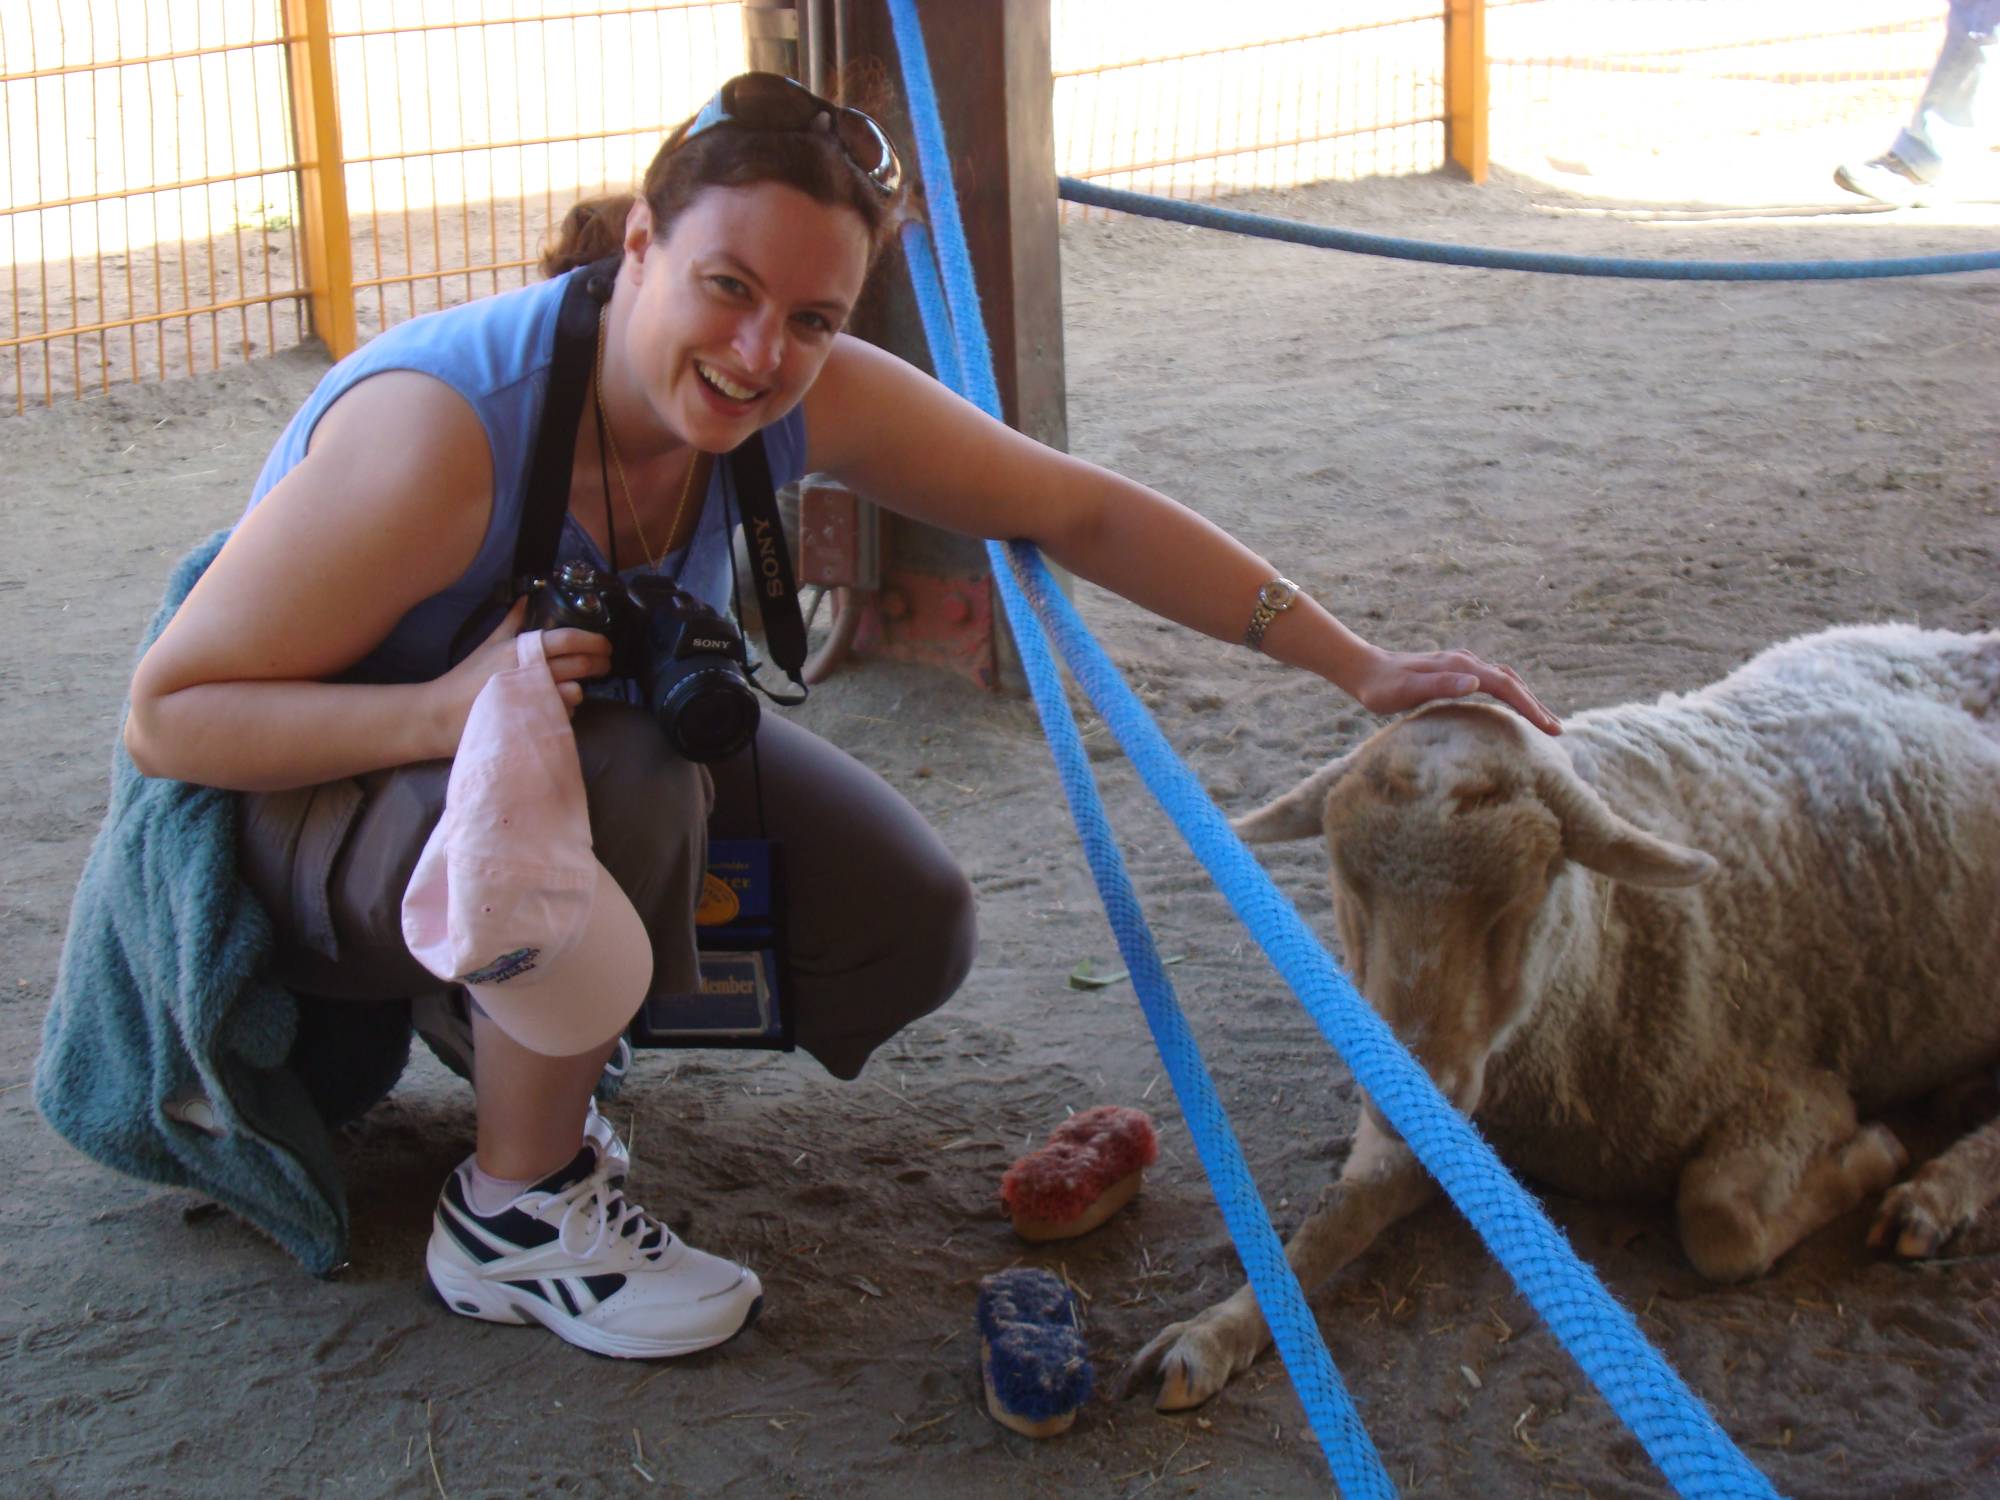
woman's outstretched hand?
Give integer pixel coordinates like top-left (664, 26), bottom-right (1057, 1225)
top-left (429, 598), bottom-right (617, 753)
top-left (1347, 644), bottom-right (1562, 736)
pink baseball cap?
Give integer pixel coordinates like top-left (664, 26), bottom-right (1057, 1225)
top-left (401, 631), bottom-right (652, 1057)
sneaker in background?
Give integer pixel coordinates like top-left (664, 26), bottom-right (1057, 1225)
top-left (427, 1148), bottom-right (762, 1359)
top-left (1833, 152), bottom-right (1941, 207)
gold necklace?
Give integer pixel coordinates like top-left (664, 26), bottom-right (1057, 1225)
top-left (594, 305), bottom-right (700, 571)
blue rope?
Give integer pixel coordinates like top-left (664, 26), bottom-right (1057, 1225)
top-left (1060, 176), bottom-right (2000, 281)
top-left (895, 221), bottom-right (964, 394)
top-left (888, 5), bottom-right (1781, 1493)
top-left (885, 12), bottom-right (1394, 1496)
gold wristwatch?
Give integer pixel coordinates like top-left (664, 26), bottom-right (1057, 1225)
top-left (1243, 576), bottom-right (1299, 651)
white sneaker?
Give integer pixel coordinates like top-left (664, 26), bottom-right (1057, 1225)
top-left (583, 1099), bottom-right (631, 1184)
top-left (1833, 152), bottom-right (1941, 207)
top-left (427, 1146), bottom-right (763, 1359)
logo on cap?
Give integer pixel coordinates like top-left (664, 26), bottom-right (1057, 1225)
top-left (460, 946), bottom-right (542, 986)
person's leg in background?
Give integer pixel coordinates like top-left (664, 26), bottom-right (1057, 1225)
top-left (1837, 0), bottom-right (1999, 203)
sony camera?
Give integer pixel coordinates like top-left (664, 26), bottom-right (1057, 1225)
top-left (532, 559), bottom-right (759, 762)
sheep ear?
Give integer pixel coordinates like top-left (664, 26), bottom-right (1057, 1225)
top-left (1232, 750), bottom-right (1361, 844)
top-left (1535, 761), bottom-right (1717, 888)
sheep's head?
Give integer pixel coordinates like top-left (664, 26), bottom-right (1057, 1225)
top-left (1233, 703), bottom-right (1713, 1118)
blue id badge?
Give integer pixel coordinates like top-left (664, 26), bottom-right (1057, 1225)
top-left (628, 839), bottom-right (793, 1050)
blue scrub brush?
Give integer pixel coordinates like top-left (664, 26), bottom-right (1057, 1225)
top-left (976, 1267), bottom-right (1094, 1437)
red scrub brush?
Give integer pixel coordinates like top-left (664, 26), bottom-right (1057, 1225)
top-left (1000, 1105), bottom-right (1159, 1242)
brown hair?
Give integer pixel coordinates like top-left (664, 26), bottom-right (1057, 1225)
top-left (538, 88), bottom-right (907, 280)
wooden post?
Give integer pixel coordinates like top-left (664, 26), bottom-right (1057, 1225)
top-left (283, 0), bottom-right (356, 359)
top-left (841, 0), bottom-right (1063, 449)
top-left (1444, 0), bottom-right (1489, 185)
top-left (742, 0), bottom-right (800, 77)
top-left (820, 0), bottom-right (1066, 691)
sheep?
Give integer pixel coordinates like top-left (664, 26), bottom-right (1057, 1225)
top-left (1123, 623), bottom-right (2000, 1412)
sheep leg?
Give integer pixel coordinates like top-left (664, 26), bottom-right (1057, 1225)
top-left (1118, 1112), bottom-right (1435, 1411)
top-left (1675, 1071), bottom-right (1907, 1283)
top-left (1869, 1107), bottom-right (2000, 1258)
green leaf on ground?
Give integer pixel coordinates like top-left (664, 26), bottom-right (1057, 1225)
top-left (1068, 954), bottom-right (1185, 990)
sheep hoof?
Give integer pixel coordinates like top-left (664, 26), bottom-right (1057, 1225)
top-left (1120, 1317), bottom-right (1241, 1412)
top-left (1155, 1351), bottom-right (1217, 1413)
top-left (1870, 1172), bottom-right (1961, 1260)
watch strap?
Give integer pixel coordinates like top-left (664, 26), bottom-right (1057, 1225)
top-left (1243, 576), bottom-right (1299, 651)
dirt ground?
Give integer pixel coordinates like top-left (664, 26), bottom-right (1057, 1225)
top-left (4, 159), bottom-right (1999, 1499)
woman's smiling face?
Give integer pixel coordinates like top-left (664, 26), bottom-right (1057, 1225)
top-left (621, 181), bottom-right (872, 453)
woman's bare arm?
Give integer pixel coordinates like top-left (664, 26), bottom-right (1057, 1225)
top-left (801, 336), bottom-right (1558, 733)
top-left (125, 371), bottom-right (613, 791)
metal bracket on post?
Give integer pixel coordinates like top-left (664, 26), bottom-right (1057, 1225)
top-left (854, 569), bottom-right (1001, 691)
top-left (797, 478), bottom-right (880, 591)
top-left (791, 480), bottom-right (1003, 691)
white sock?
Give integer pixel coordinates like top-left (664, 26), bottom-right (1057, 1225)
top-left (465, 1160), bottom-right (540, 1217)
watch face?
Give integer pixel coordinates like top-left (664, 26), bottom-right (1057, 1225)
top-left (1260, 579), bottom-right (1297, 609)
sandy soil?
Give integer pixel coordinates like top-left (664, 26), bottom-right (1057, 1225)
top-left (4, 164), bottom-right (1999, 1499)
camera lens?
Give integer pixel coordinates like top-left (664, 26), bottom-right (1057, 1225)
top-left (656, 665), bottom-right (760, 762)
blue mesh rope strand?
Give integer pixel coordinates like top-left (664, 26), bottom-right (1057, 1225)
top-left (887, 14), bottom-right (1393, 1494)
top-left (998, 520), bottom-right (1398, 1497)
top-left (886, 4), bottom-right (1779, 1494)
top-left (992, 531), bottom-right (1399, 1500)
top-left (896, 221), bottom-right (964, 394)
top-left (885, 13), bottom-right (1397, 1493)
top-left (1059, 177), bottom-right (2000, 280)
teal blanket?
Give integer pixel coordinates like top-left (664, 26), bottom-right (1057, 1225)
top-left (34, 531), bottom-right (410, 1276)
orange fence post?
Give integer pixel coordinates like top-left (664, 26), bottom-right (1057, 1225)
top-left (1444, 0), bottom-right (1488, 184)
top-left (284, 0), bottom-right (357, 360)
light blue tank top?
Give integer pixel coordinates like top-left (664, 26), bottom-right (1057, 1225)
top-left (243, 267), bottom-right (808, 686)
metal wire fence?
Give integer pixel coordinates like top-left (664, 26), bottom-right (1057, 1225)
top-left (1052, 1), bottom-right (1449, 210)
top-left (2, 0), bottom-right (745, 413)
top-left (2, 2), bottom-right (307, 410)
top-left (2, 0), bottom-right (1956, 411)
top-left (331, 1), bottom-right (741, 341)
top-left (1486, 0), bottom-right (1948, 178)
top-left (1053, 0), bottom-right (1951, 213)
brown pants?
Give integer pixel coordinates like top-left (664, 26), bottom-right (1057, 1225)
top-left (237, 701), bottom-right (977, 1080)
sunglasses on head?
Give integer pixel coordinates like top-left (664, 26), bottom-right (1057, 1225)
top-left (683, 72), bottom-right (903, 197)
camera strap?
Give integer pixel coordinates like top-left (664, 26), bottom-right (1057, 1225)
top-left (446, 258), bottom-right (607, 665)
top-left (454, 254), bottom-right (810, 698)
top-left (724, 435), bottom-right (809, 701)
top-left (509, 258), bottom-right (612, 596)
